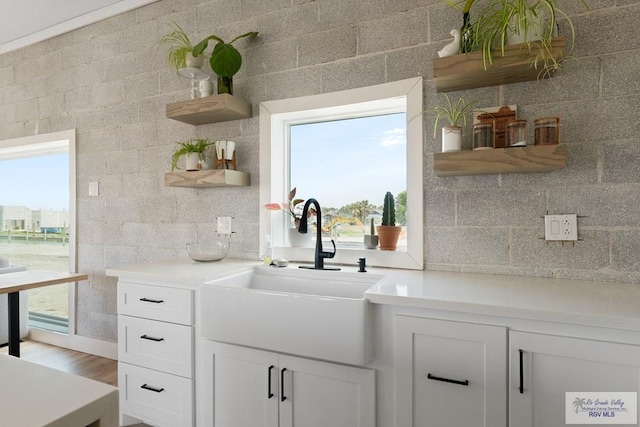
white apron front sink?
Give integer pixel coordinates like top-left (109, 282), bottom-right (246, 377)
top-left (201, 265), bottom-right (383, 365)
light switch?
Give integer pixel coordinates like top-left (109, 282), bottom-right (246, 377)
top-left (544, 214), bottom-right (578, 241)
top-left (89, 181), bottom-right (100, 197)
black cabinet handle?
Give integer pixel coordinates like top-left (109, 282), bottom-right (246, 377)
top-left (140, 334), bottom-right (164, 342)
top-left (280, 368), bottom-right (287, 402)
top-left (267, 365), bottom-right (275, 399)
top-left (139, 297), bottom-right (164, 303)
top-left (519, 349), bottom-right (524, 394)
top-left (427, 373), bottom-right (469, 386)
top-left (141, 384), bottom-right (165, 393)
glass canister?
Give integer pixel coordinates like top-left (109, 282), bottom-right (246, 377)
top-left (505, 120), bottom-right (527, 147)
top-left (473, 123), bottom-right (494, 150)
top-left (534, 117), bottom-right (561, 145)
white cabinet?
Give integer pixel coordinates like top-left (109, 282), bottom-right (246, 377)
top-left (510, 331), bottom-right (640, 427)
top-left (201, 340), bottom-right (375, 427)
top-left (117, 281), bottom-right (195, 427)
top-left (395, 315), bottom-right (508, 427)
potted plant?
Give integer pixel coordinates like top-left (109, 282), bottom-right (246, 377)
top-left (433, 93), bottom-right (479, 152)
top-left (364, 218), bottom-right (378, 249)
top-left (377, 192), bottom-right (402, 251)
top-left (192, 31), bottom-right (259, 95)
top-left (265, 187), bottom-right (315, 247)
top-left (442, 0), bottom-right (587, 76)
top-left (171, 139), bottom-right (213, 172)
top-left (159, 21), bottom-right (207, 73)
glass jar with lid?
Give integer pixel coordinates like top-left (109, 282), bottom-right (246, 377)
top-left (534, 117), bottom-right (561, 145)
top-left (505, 120), bottom-right (527, 147)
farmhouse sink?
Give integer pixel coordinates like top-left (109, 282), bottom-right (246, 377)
top-left (200, 265), bottom-right (384, 365)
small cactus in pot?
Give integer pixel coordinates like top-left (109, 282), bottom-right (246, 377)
top-left (364, 217), bottom-right (378, 249)
top-left (377, 191), bottom-right (402, 251)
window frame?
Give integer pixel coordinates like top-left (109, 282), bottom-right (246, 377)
top-left (259, 77), bottom-right (423, 270)
top-left (0, 129), bottom-right (78, 332)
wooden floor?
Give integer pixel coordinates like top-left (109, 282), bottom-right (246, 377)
top-left (0, 340), bottom-right (118, 386)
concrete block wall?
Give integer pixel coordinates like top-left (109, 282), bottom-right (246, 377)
top-left (0, 0), bottom-right (638, 342)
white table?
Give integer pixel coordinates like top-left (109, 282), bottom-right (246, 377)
top-left (0, 270), bottom-right (88, 357)
top-left (0, 353), bottom-right (118, 426)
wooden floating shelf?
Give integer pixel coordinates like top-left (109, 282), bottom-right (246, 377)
top-left (433, 37), bottom-right (565, 92)
top-left (165, 170), bottom-right (250, 188)
top-left (166, 94), bottom-right (252, 125)
top-left (433, 144), bottom-right (566, 177)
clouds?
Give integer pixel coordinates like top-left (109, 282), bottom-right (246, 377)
top-left (378, 127), bottom-right (406, 147)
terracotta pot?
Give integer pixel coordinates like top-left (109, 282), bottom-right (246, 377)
top-left (377, 225), bottom-right (401, 251)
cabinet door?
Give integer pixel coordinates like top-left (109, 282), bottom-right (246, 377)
top-left (279, 354), bottom-right (375, 427)
top-left (396, 315), bottom-right (507, 427)
top-left (510, 331), bottom-right (640, 427)
top-left (201, 340), bottom-right (279, 427)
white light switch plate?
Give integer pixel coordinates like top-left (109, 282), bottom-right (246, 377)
top-left (544, 214), bottom-right (578, 241)
top-left (89, 181), bottom-right (99, 197)
top-left (217, 217), bottom-right (232, 235)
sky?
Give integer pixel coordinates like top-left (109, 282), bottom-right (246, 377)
top-left (290, 112), bottom-right (407, 209)
top-left (0, 153), bottom-right (69, 211)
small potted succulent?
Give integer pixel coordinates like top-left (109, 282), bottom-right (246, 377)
top-left (433, 93), bottom-right (479, 152)
top-left (364, 218), bottom-right (378, 249)
top-left (171, 139), bottom-right (213, 171)
top-left (377, 192), bottom-right (402, 251)
top-left (265, 187), bottom-right (316, 247)
top-left (192, 31), bottom-right (259, 95)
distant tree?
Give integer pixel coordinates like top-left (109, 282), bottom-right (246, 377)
top-left (341, 200), bottom-right (375, 223)
top-left (396, 191), bottom-right (407, 225)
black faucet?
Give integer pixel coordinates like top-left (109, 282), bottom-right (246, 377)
top-left (297, 198), bottom-right (340, 271)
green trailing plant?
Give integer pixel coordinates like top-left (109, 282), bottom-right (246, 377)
top-left (192, 31), bottom-right (259, 93)
top-left (442, 0), bottom-right (588, 77)
top-left (432, 93), bottom-right (480, 138)
top-left (158, 21), bottom-right (204, 74)
top-left (382, 192), bottom-right (396, 227)
top-left (171, 139), bottom-right (213, 171)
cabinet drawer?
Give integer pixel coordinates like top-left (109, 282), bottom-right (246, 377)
top-left (118, 282), bottom-right (193, 325)
top-left (119, 362), bottom-right (193, 427)
top-left (118, 315), bottom-right (193, 378)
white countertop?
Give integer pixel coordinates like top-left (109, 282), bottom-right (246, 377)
top-left (0, 354), bottom-right (118, 427)
top-left (107, 258), bottom-right (640, 331)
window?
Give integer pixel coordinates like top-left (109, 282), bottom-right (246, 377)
top-left (260, 77), bottom-right (423, 269)
top-left (0, 130), bottom-right (77, 333)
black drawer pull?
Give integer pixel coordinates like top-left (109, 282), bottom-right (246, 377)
top-left (139, 297), bottom-right (164, 303)
top-left (519, 349), bottom-right (524, 394)
top-left (280, 368), bottom-right (287, 402)
top-left (267, 365), bottom-right (275, 399)
top-left (141, 384), bottom-right (165, 393)
top-left (140, 334), bottom-right (164, 342)
top-left (427, 373), bottom-right (469, 386)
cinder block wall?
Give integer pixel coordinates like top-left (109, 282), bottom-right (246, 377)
top-left (0, 0), bottom-right (637, 341)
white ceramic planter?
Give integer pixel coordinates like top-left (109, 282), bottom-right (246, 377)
top-left (185, 52), bottom-right (203, 69)
top-left (442, 126), bottom-right (462, 152)
top-left (185, 153), bottom-right (200, 171)
top-left (288, 227), bottom-right (312, 247)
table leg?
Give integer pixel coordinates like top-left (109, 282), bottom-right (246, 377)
top-left (8, 291), bottom-right (20, 358)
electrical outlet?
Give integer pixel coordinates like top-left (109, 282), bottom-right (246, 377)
top-left (544, 214), bottom-right (578, 241)
top-left (217, 217), bottom-right (232, 235)
top-left (89, 181), bottom-right (99, 197)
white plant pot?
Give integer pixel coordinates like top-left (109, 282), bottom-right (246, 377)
top-left (288, 227), bottom-right (312, 247)
top-left (506, 10), bottom-right (547, 45)
top-left (185, 153), bottom-right (201, 171)
top-left (442, 126), bottom-right (462, 152)
top-left (185, 52), bottom-right (203, 69)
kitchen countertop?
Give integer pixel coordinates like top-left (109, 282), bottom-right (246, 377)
top-left (0, 354), bottom-right (118, 427)
top-left (107, 258), bottom-right (640, 331)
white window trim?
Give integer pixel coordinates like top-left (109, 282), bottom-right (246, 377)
top-left (0, 130), bottom-right (115, 359)
top-left (259, 77), bottom-right (423, 270)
